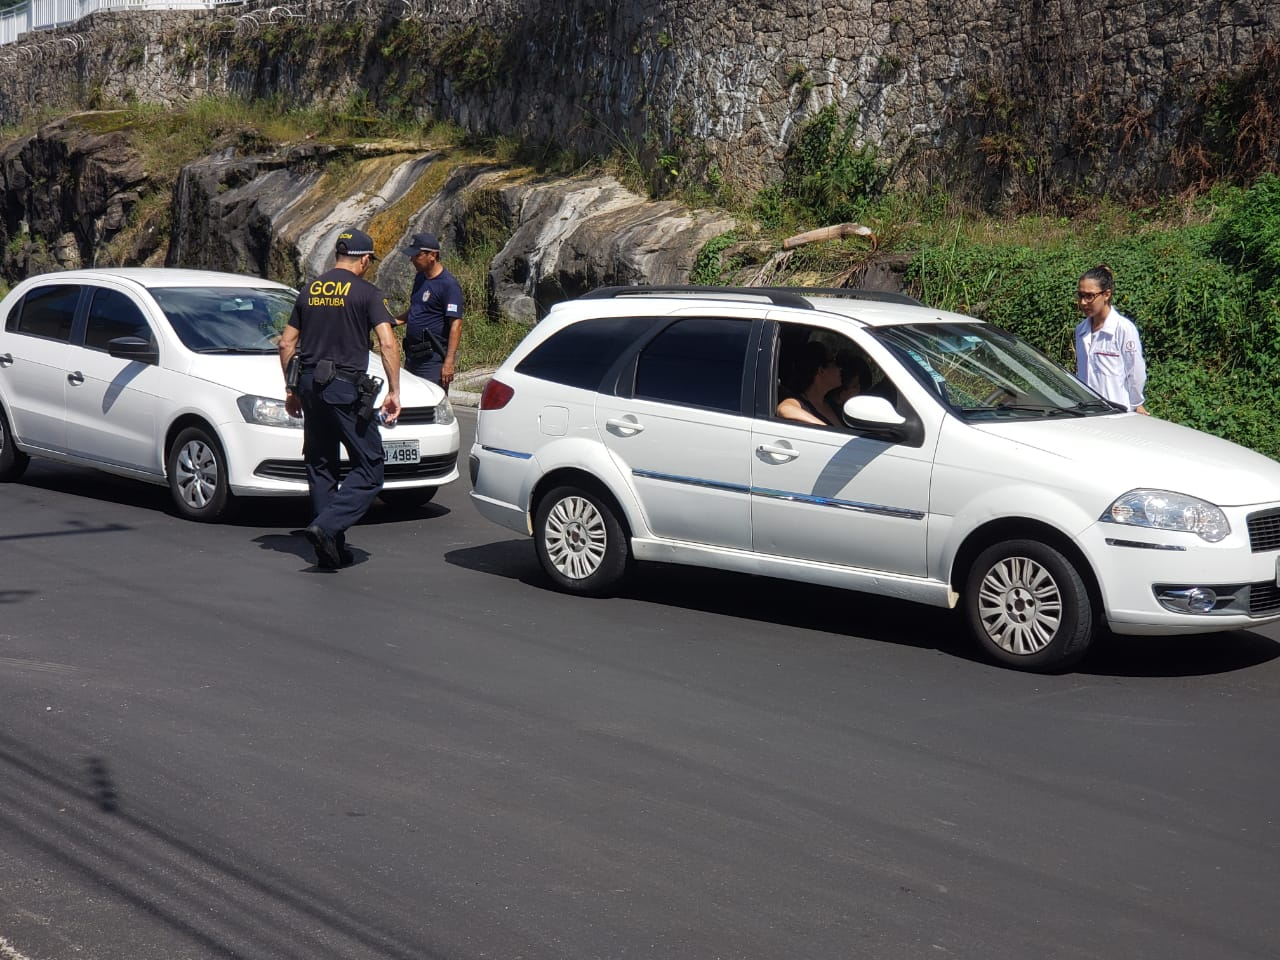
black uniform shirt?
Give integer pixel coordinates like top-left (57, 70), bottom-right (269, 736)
top-left (287, 268), bottom-right (395, 373)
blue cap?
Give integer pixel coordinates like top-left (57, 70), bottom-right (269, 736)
top-left (335, 228), bottom-right (377, 259)
top-left (402, 231), bottom-right (440, 256)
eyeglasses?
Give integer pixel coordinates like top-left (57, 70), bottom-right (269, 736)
top-left (1076, 290), bottom-right (1105, 303)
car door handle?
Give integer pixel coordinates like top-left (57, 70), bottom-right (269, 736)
top-left (0, 353), bottom-right (12, 367)
top-left (606, 416), bottom-right (645, 436)
top-left (757, 443), bottom-right (799, 461)
top-left (67, 371), bottom-right (84, 386)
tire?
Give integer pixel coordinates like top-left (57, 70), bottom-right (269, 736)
top-left (167, 426), bottom-right (234, 522)
top-left (964, 538), bottom-right (1095, 672)
top-left (0, 402), bottom-right (30, 482)
top-left (379, 485), bottom-right (438, 509)
top-left (534, 484), bottom-right (629, 596)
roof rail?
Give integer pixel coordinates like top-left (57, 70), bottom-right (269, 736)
top-left (579, 284), bottom-right (925, 309)
top-left (579, 285), bottom-right (814, 309)
top-left (768, 286), bottom-right (926, 307)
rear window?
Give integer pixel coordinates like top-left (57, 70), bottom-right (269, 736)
top-left (516, 316), bottom-right (651, 390)
top-left (6, 284), bottom-right (79, 341)
top-left (633, 317), bottom-right (751, 413)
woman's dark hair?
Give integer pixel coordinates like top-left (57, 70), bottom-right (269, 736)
top-left (783, 339), bottom-right (835, 395)
top-left (1079, 263), bottom-right (1114, 293)
top-left (836, 350), bottom-right (871, 391)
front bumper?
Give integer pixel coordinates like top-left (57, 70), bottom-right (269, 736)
top-left (1081, 509), bottom-right (1280, 635)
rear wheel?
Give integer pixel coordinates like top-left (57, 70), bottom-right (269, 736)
top-left (534, 484), bottom-right (629, 596)
top-left (379, 486), bottom-right (438, 509)
top-left (167, 426), bottom-right (234, 522)
top-left (0, 402), bottom-right (30, 482)
top-left (964, 538), bottom-right (1095, 672)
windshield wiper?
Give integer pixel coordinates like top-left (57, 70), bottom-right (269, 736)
top-left (966, 403), bottom-right (1086, 418)
top-left (1070, 398), bottom-right (1126, 413)
top-left (1000, 403), bottom-right (1087, 417)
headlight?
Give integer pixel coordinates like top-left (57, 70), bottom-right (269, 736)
top-left (435, 396), bottom-right (456, 426)
top-left (1101, 489), bottom-right (1230, 542)
top-left (236, 394), bottom-right (303, 428)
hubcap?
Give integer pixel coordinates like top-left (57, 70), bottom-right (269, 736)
top-left (175, 439), bottom-right (219, 510)
top-left (544, 495), bottom-right (607, 580)
top-left (976, 556), bottom-right (1063, 655)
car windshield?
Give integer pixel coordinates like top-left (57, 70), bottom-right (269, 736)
top-left (872, 321), bottom-right (1117, 420)
top-left (148, 286), bottom-right (298, 354)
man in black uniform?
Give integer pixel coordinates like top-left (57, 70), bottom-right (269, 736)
top-left (278, 227), bottom-right (401, 568)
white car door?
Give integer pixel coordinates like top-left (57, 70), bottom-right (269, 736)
top-left (595, 315), bottom-right (755, 549)
top-left (0, 283), bottom-right (81, 454)
top-left (63, 285), bottom-right (162, 476)
top-left (750, 322), bottom-right (935, 577)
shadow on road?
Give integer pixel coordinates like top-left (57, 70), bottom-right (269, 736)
top-left (447, 539), bottom-right (1280, 678)
top-left (12, 462), bottom-right (450, 528)
top-left (0, 733), bottom-right (443, 960)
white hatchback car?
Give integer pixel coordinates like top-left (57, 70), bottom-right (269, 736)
top-left (470, 285), bottom-right (1280, 671)
top-left (0, 268), bottom-right (459, 521)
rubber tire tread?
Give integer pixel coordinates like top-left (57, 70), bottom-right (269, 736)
top-left (534, 484), bottom-right (629, 597)
top-left (964, 538), bottom-right (1095, 673)
top-left (0, 402), bottom-right (30, 482)
top-left (167, 426), bottom-right (234, 522)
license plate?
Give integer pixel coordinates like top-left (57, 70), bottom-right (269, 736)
top-left (384, 439), bottom-right (420, 464)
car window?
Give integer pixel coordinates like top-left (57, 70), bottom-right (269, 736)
top-left (634, 317), bottom-right (750, 413)
top-left (774, 323), bottom-right (893, 428)
top-left (148, 286), bottom-right (298, 353)
top-left (84, 287), bottom-right (153, 351)
top-left (874, 322), bottom-right (1109, 418)
top-left (6, 284), bottom-right (79, 342)
top-left (516, 315), bottom-right (651, 390)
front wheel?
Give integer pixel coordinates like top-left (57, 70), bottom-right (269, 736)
top-left (534, 485), bottom-right (629, 596)
top-left (964, 539), bottom-right (1095, 672)
top-left (0, 401), bottom-right (30, 482)
top-left (167, 426), bottom-right (234, 522)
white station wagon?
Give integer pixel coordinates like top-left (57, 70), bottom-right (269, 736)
top-left (469, 285), bottom-right (1280, 671)
top-left (0, 268), bottom-right (459, 521)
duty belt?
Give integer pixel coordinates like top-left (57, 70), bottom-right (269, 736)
top-left (305, 365), bottom-right (363, 384)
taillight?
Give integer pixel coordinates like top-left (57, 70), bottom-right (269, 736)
top-left (480, 378), bottom-right (515, 410)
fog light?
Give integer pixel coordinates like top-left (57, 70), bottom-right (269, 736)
top-left (1156, 586), bottom-right (1218, 613)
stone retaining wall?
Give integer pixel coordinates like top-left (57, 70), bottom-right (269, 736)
top-left (0, 0), bottom-right (1276, 200)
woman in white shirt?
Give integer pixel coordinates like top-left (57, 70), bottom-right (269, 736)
top-left (1073, 264), bottom-right (1149, 414)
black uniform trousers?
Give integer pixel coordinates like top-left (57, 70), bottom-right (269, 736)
top-left (299, 372), bottom-right (384, 538)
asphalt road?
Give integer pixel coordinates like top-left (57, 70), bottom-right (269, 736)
top-left (2, 408), bottom-right (1279, 960)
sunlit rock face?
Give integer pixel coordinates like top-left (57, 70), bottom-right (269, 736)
top-left (168, 143), bottom-right (735, 319)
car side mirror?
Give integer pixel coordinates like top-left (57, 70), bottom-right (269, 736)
top-left (107, 336), bottom-right (159, 365)
top-left (843, 394), bottom-right (922, 445)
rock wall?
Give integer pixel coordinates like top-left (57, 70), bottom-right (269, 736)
top-left (0, 0), bottom-right (1277, 201)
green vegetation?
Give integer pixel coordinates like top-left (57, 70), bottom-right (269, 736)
top-left (897, 177), bottom-right (1280, 458)
top-left (751, 104), bottom-right (888, 231)
top-left (680, 103), bottom-right (1280, 459)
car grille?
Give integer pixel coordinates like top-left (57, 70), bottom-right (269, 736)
top-left (1246, 508), bottom-right (1280, 553)
top-left (255, 452), bottom-right (457, 482)
top-left (1249, 582), bottom-right (1280, 616)
top-left (395, 406), bottom-right (436, 426)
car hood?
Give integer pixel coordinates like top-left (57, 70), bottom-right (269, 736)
top-left (971, 413), bottom-right (1280, 507)
top-left (183, 353), bottom-right (444, 405)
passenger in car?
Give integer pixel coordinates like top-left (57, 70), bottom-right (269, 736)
top-left (777, 340), bottom-right (844, 426)
top-left (830, 350), bottom-right (872, 410)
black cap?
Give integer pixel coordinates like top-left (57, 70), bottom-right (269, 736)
top-left (402, 231), bottom-right (440, 256)
top-left (335, 228), bottom-right (377, 259)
